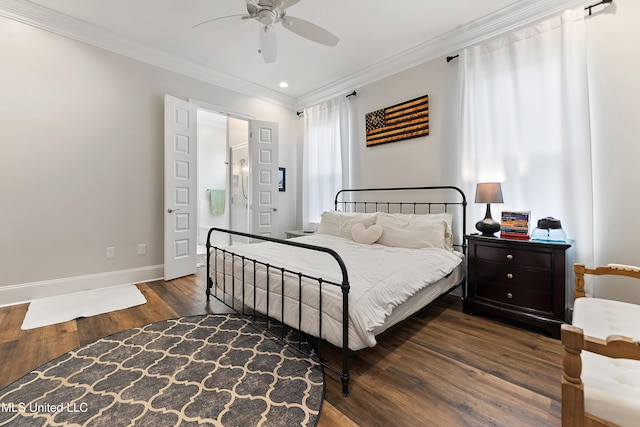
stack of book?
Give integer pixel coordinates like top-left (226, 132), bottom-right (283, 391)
top-left (500, 211), bottom-right (531, 240)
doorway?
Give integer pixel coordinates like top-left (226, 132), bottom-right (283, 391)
top-left (196, 110), bottom-right (250, 255)
top-left (164, 95), bottom-right (279, 280)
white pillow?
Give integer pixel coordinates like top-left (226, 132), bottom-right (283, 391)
top-left (351, 223), bottom-right (383, 245)
top-left (317, 211), bottom-right (378, 239)
top-left (376, 213), bottom-right (449, 250)
top-left (379, 212), bottom-right (454, 251)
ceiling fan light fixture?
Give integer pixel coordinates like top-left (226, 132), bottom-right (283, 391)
top-left (257, 9), bottom-right (277, 25)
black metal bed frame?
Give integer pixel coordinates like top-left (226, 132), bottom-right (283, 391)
top-left (205, 186), bottom-right (467, 396)
top-left (334, 186), bottom-right (468, 255)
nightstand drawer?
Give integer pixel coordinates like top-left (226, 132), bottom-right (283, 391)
top-left (477, 280), bottom-right (552, 312)
top-left (476, 262), bottom-right (553, 290)
top-left (476, 245), bottom-right (552, 269)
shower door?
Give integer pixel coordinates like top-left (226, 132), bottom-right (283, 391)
top-left (229, 145), bottom-right (250, 244)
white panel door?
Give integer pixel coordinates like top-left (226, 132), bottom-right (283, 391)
top-left (164, 95), bottom-right (197, 280)
top-left (250, 120), bottom-right (279, 237)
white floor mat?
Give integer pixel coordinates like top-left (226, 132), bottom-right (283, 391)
top-left (21, 284), bottom-right (147, 330)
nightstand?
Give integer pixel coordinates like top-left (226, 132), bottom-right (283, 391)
top-left (285, 230), bottom-right (316, 239)
top-left (463, 234), bottom-right (573, 339)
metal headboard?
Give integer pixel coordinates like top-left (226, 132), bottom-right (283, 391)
top-left (334, 186), bottom-right (467, 255)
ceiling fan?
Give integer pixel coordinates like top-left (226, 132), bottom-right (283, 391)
top-left (193, 0), bottom-right (339, 63)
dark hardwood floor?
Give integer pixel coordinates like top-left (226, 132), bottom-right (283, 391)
top-left (0, 267), bottom-right (563, 426)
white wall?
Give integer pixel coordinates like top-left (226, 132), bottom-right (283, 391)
top-left (293, 59), bottom-right (460, 228)
top-left (0, 16), bottom-right (297, 303)
top-left (347, 60), bottom-right (460, 189)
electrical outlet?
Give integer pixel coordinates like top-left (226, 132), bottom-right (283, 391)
top-left (106, 247), bottom-right (115, 258)
top-left (138, 244), bottom-right (146, 255)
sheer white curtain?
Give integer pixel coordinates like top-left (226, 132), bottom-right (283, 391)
top-left (459, 8), bottom-right (593, 265)
top-left (303, 96), bottom-right (353, 228)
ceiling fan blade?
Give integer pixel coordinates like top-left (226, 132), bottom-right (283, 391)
top-left (192, 13), bottom-right (247, 29)
top-left (282, 16), bottom-right (339, 47)
top-left (279, 0), bottom-right (301, 9)
top-left (245, 0), bottom-right (259, 15)
top-left (260, 25), bottom-right (278, 63)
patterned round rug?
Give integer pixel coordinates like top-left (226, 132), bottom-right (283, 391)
top-left (0, 314), bottom-right (324, 426)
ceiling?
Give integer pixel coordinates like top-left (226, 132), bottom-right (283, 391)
top-left (1, 0), bottom-right (587, 108)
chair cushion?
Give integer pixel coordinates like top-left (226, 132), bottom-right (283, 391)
top-left (573, 297), bottom-right (640, 427)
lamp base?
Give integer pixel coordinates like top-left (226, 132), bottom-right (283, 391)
top-left (476, 203), bottom-right (501, 237)
top-left (475, 217), bottom-right (501, 237)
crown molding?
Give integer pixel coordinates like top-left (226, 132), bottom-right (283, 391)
top-left (0, 0), bottom-right (296, 109)
top-left (1, 0), bottom-right (588, 111)
top-left (294, 0), bottom-right (588, 109)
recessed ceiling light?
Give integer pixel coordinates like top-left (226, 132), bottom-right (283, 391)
top-left (279, 81), bottom-right (289, 88)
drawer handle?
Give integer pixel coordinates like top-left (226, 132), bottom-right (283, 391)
top-left (507, 273), bottom-right (513, 279)
top-left (507, 292), bottom-right (513, 299)
top-left (506, 254), bottom-right (514, 260)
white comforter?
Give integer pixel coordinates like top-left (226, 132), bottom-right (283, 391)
top-left (210, 234), bottom-right (462, 350)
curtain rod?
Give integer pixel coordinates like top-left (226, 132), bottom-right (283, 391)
top-left (586, 0), bottom-right (612, 16)
top-left (296, 91), bottom-right (357, 117)
top-left (446, 0), bottom-right (613, 63)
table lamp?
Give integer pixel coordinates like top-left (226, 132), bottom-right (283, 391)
top-left (475, 182), bottom-right (503, 237)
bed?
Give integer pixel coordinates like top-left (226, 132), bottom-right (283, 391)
top-left (206, 186), bottom-right (467, 395)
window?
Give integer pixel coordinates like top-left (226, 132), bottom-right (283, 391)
top-left (302, 96), bottom-right (353, 227)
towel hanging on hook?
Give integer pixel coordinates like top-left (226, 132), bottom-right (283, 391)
top-left (209, 189), bottom-right (226, 215)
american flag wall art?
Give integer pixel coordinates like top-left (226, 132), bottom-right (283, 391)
top-left (365, 95), bottom-right (429, 146)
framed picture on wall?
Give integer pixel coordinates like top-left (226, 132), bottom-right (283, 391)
top-left (278, 167), bottom-right (286, 192)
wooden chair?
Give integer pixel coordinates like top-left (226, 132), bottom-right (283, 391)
top-left (562, 264), bottom-right (640, 427)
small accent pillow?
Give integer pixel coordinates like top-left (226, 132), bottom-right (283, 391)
top-left (351, 223), bottom-right (383, 245)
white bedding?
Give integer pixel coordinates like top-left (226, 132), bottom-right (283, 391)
top-left (210, 233), bottom-right (463, 350)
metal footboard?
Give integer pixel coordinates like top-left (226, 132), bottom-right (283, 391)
top-left (205, 185), bottom-right (467, 397)
top-left (205, 227), bottom-right (353, 396)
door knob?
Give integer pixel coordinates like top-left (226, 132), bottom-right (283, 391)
top-left (272, 207), bottom-right (278, 212)
top-left (167, 208), bottom-right (180, 213)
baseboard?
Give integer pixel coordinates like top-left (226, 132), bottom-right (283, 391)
top-left (0, 265), bottom-right (164, 307)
